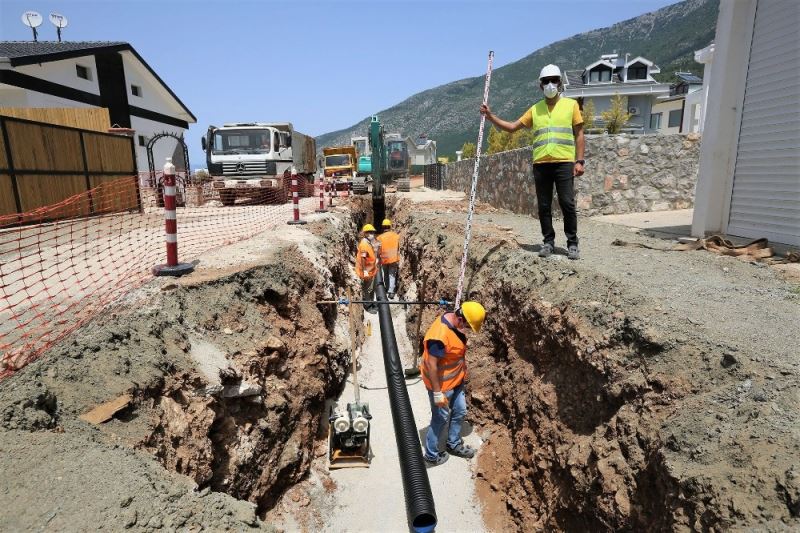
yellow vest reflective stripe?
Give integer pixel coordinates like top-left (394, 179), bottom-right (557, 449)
top-left (377, 231), bottom-right (400, 264)
top-left (530, 97), bottom-right (576, 162)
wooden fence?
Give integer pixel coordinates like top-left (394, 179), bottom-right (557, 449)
top-left (0, 115), bottom-right (139, 220)
top-left (0, 107), bottom-right (110, 132)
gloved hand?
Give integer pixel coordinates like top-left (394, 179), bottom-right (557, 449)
top-left (433, 391), bottom-right (449, 408)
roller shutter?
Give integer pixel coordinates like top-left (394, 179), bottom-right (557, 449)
top-left (728, 0), bottom-right (800, 246)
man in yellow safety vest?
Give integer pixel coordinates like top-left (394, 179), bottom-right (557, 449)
top-left (355, 224), bottom-right (380, 313)
top-left (480, 64), bottom-right (585, 260)
top-left (376, 218), bottom-right (400, 299)
top-left (420, 301), bottom-right (486, 465)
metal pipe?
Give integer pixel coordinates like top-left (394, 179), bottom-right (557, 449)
top-left (373, 268), bottom-right (437, 532)
top-left (318, 298), bottom-right (451, 307)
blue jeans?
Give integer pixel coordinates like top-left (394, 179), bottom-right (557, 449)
top-left (424, 383), bottom-right (467, 458)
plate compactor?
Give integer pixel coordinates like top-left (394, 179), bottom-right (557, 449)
top-left (328, 291), bottom-right (372, 469)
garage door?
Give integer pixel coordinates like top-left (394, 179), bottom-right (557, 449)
top-left (728, 0), bottom-right (800, 246)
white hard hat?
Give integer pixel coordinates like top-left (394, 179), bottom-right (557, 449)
top-left (539, 64), bottom-right (562, 80)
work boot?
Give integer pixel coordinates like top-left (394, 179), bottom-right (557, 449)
top-left (387, 292), bottom-right (395, 299)
top-left (423, 451), bottom-right (449, 466)
top-left (538, 243), bottom-right (554, 258)
top-left (446, 440), bottom-right (476, 459)
top-left (568, 245), bottom-right (580, 260)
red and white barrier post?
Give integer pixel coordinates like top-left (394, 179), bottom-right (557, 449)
top-left (316, 174), bottom-right (327, 213)
top-left (329, 178), bottom-right (335, 207)
top-left (153, 157), bottom-right (194, 276)
top-left (287, 167), bottom-right (307, 225)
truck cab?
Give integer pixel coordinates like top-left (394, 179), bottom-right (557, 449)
top-left (202, 122), bottom-right (315, 206)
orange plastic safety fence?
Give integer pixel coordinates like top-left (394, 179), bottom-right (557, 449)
top-left (0, 174), bottom-right (345, 379)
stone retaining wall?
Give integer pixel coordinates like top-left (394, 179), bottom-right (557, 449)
top-left (444, 133), bottom-right (700, 217)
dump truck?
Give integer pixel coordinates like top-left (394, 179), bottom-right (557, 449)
top-left (202, 122), bottom-right (316, 206)
top-left (323, 146), bottom-right (357, 191)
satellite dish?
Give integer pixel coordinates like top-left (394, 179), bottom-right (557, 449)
top-left (21, 11), bottom-right (43, 41)
top-left (49, 12), bottom-right (68, 41)
top-left (21, 11), bottom-right (43, 28)
top-left (49, 13), bottom-right (68, 28)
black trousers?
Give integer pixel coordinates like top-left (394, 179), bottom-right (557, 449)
top-left (533, 162), bottom-right (578, 247)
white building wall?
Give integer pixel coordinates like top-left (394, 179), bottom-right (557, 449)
top-left (692, 0), bottom-right (758, 239)
top-left (16, 56), bottom-right (100, 94)
top-left (651, 99), bottom-right (684, 134)
top-left (130, 115), bottom-right (185, 173)
top-left (120, 51), bottom-right (187, 119)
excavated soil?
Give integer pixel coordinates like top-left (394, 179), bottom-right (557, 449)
top-left (353, 194), bottom-right (799, 532)
top-left (0, 212), bottom-right (361, 531)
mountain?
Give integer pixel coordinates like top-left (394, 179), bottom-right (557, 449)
top-left (316, 0), bottom-right (718, 158)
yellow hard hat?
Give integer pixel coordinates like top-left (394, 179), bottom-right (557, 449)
top-left (459, 301), bottom-right (486, 333)
top-left (362, 223), bottom-right (376, 232)
top-left (382, 218), bottom-right (392, 227)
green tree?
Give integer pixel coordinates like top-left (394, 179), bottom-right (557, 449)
top-left (461, 141), bottom-right (476, 159)
top-left (600, 93), bottom-right (632, 134)
top-left (487, 126), bottom-right (510, 154)
top-left (582, 98), bottom-right (596, 130)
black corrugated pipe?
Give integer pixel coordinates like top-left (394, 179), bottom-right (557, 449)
top-left (374, 268), bottom-right (437, 532)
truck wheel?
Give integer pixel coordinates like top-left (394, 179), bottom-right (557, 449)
top-left (397, 177), bottom-right (411, 192)
top-left (219, 189), bottom-right (236, 206)
top-left (352, 176), bottom-right (367, 195)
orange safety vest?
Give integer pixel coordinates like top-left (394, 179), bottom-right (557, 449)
top-left (419, 315), bottom-right (467, 392)
top-left (355, 238), bottom-right (377, 279)
top-left (377, 231), bottom-right (400, 264)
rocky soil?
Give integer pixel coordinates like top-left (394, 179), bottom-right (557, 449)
top-left (377, 194), bottom-right (800, 531)
top-left (0, 213), bottom-right (360, 531)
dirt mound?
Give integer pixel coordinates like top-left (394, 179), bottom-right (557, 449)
top-left (0, 217), bottom-right (358, 530)
top-left (390, 195), bottom-right (799, 531)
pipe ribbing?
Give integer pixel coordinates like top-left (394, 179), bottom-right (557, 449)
top-left (374, 268), bottom-right (437, 532)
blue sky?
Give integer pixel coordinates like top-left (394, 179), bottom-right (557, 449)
top-left (1, 0), bottom-right (680, 164)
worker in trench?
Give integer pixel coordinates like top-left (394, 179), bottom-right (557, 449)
top-left (420, 301), bottom-right (486, 465)
top-left (355, 223), bottom-right (380, 313)
top-left (376, 219), bottom-right (400, 299)
top-left (480, 64), bottom-right (585, 260)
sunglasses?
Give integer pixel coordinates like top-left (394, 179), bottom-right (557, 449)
top-left (541, 77), bottom-right (561, 84)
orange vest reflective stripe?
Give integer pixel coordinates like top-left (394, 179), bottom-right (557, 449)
top-left (420, 315), bottom-right (467, 392)
top-left (355, 238), bottom-right (377, 279)
top-left (377, 231), bottom-right (400, 264)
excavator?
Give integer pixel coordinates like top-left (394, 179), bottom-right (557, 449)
top-left (351, 116), bottom-right (410, 200)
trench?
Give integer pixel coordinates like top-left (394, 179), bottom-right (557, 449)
top-left (129, 194), bottom-right (683, 529)
top-left (372, 195), bottom-right (698, 532)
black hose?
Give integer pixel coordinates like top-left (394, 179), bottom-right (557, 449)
top-left (374, 268), bottom-right (437, 532)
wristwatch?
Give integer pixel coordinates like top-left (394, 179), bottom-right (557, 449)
top-left (576, 159), bottom-right (585, 165)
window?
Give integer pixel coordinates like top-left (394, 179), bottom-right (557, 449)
top-left (138, 135), bottom-right (147, 147)
top-left (131, 85), bottom-right (142, 97)
top-left (76, 64), bottom-right (91, 80)
top-left (628, 64), bottom-right (648, 80)
top-left (650, 112), bottom-right (662, 130)
top-left (589, 67), bottom-right (612, 83)
top-left (668, 109), bottom-right (682, 128)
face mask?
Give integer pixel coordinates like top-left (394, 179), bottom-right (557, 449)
top-left (543, 82), bottom-right (559, 98)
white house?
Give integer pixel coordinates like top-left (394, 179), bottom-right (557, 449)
top-left (649, 72), bottom-right (704, 134)
top-left (563, 53), bottom-right (672, 133)
top-left (684, 45), bottom-right (714, 134)
top-left (692, 0), bottom-right (799, 246)
top-left (409, 135), bottom-right (437, 167)
top-left (0, 41), bottom-right (196, 173)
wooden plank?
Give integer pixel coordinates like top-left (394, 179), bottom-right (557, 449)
top-left (89, 175), bottom-right (139, 213)
top-left (5, 121), bottom-right (83, 171)
top-left (0, 107), bottom-right (110, 132)
top-left (83, 132), bottom-right (136, 173)
top-left (79, 393), bottom-right (132, 424)
top-left (0, 174), bottom-right (17, 217)
top-left (16, 174), bottom-right (89, 215)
